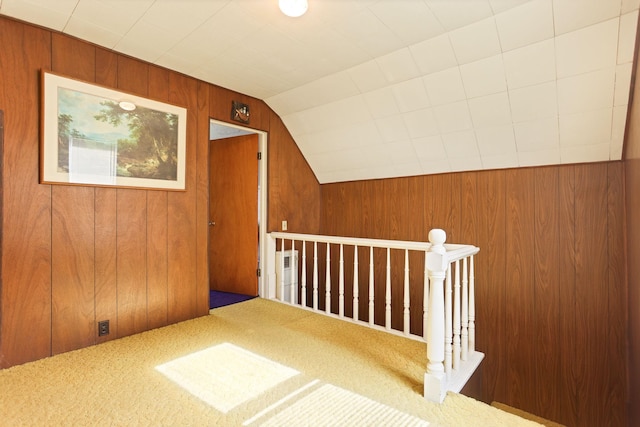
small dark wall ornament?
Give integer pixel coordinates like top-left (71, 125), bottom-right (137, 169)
top-left (231, 101), bottom-right (250, 124)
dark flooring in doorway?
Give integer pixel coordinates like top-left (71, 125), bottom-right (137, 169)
top-left (209, 290), bottom-right (255, 310)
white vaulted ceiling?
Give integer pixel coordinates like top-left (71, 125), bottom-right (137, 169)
top-left (1, 0), bottom-right (638, 183)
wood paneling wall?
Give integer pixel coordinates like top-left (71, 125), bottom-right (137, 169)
top-left (267, 112), bottom-right (321, 234)
top-left (0, 110), bottom-right (3, 334)
top-left (0, 17), bottom-right (320, 368)
top-left (624, 16), bottom-right (640, 425)
top-left (625, 158), bottom-right (640, 427)
top-left (320, 163), bottom-right (627, 427)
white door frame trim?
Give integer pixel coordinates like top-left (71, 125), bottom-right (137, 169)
top-left (209, 118), bottom-right (268, 298)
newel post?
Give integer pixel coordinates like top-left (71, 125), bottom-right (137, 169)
top-left (424, 228), bottom-right (447, 403)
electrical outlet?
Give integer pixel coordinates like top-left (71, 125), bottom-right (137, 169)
top-left (282, 220), bottom-right (288, 231)
top-left (98, 320), bottom-right (110, 337)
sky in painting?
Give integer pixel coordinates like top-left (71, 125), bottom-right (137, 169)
top-left (57, 87), bottom-right (131, 143)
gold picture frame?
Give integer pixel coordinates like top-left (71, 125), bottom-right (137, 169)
top-left (40, 71), bottom-right (187, 190)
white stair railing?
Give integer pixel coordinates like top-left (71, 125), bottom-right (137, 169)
top-left (266, 229), bottom-right (483, 403)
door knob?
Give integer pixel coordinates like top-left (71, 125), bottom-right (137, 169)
top-left (209, 221), bottom-right (216, 226)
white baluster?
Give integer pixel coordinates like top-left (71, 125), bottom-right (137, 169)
top-left (369, 247), bottom-right (374, 327)
top-left (339, 244), bottom-right (344, 317)
top-left (469, 255), bottom-right (475, 353)
top-left (461, 256), bottom-right (468, 361)
top-left (445, 263), bottom-right (452, 376)
top-left (290, 239), bottom-right (296, 305)
top-left (313, 241), bottom-right (318, 310)
top-left (385, 248), bottom-right (391, 330)
top-left (326, 243), bottom-right (331, 314)
top-left (423, 250), bottom-right (429, 340)
top-left (425, 229), bottom-right (447, 403)
top-left (453, 260), bottom-right (461, 371)
top-left (279, 238), bottom-right (285, 302)
top-left (301, 241), bottom-right (307, 308)
top-left (353, 246), bottom-right (359, 322)
top-left (403, 249), bottom-right (410, 335)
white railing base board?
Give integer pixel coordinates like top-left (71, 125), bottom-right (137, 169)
top-left (425, 351), bottom-right (485, 403)
top-left (444, 350), bottom-right (484, 394)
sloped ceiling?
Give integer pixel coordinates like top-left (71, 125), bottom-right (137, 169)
top-left (1, 0), bottom-right (638, 183)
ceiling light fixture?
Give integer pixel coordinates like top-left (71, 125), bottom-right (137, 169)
top-left (279, 0), bottom-right (308, 17)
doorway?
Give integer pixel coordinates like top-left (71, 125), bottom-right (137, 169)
top-left (208, 119), bottom-right (268, 301)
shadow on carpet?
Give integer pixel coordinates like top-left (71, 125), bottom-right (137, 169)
top-left (210, 290), bottom-right (255, 309)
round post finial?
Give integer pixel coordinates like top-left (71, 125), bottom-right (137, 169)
top-left (429, 228), bottom-right (446, 246)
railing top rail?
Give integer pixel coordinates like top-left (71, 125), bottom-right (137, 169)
top-left (269, 231), bottom-right (479, 261)
top-left (443, 243), bottom-right (481, 261)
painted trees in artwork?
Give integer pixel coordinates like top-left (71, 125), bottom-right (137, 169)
top-left (94, 101), bottom-right (179, 180)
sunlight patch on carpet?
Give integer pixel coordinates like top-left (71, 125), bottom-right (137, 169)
top-left (256, 383), bottom-right (430, 426)
top-left (155, 343), bottom-right (299, 413)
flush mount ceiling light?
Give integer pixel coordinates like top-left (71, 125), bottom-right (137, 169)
top-left (279, 0), bottom-right (308, 17)
top-left (118, 101), bottom-right (136, 111)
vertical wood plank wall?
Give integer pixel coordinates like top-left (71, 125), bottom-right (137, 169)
top-left (0, 17), bottom-right (320, 367)
top-left (625, 156), bottom-right (640, 427)
top-left (623, 25), bottom-right (640, 426)
top-left (0, 110), bottom-right (3, 339)
top-left (320, 163), bottom-right (627, 427)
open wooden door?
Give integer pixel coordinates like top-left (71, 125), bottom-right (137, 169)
top-left (209, 133), bottom-right (259, 296)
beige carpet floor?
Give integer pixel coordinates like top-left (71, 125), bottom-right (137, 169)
top-left (0, 298), bottom-right (542, 426)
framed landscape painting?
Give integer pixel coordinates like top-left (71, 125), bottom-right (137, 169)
top-left (40, 71), bottom-right (187, 190)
